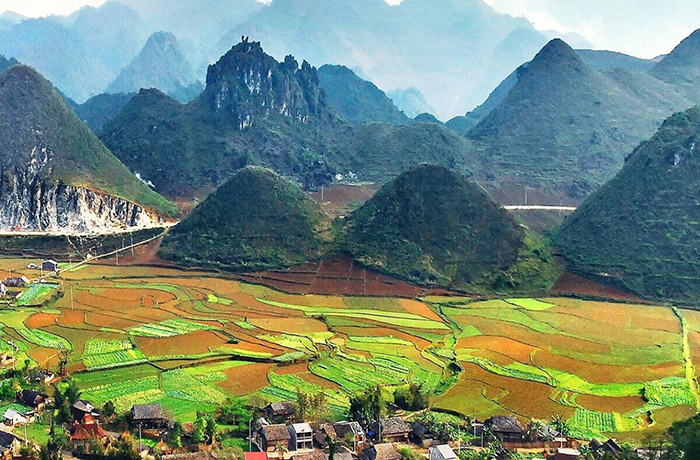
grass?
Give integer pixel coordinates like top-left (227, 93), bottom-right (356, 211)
top-left (505, 298), bottom-right (554, 311)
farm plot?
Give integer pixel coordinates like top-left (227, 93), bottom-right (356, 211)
top-left (14, 284), bottom-right (59, 307)
top-left (82, 339), bottom-right (147, 370)
top-left (128, 319), bottom-right (215, 337)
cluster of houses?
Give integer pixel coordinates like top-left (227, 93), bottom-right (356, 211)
top-left (0, 260), bottom-right (60, 301)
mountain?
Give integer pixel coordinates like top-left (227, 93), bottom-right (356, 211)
top-left (73, 92), bottom-right (136, 133)
top-left (465, 39), bottom-right (690, 203)
top-left (0, 3), bottom-right (148, 102)
top-left (388, 88), bottom-right (436, 119)
top-left (0, 56), bottom-right (19, 74)
top-left (317, 65), bottom-right (409, 125)
top-left (341, 165), bottom-right (557, 291)
top-left (158, 166), bottom-right (331, 271)
top-left (577, 49), bottom-right (655, 72)
top-left (0, 66), bottom-right (177, 232)
top-left (107, 32), bottom-right (197, 96)
top-left (100, 40), bottom-right (475, 199)
top-left (651, 29), bottom-right (700, 102)
top-left (557, 107), bottom-right (700, 302)
top-left (219, 0), bottom-right (548, 119)
top-left (0, 12), bottom-right (24, 31)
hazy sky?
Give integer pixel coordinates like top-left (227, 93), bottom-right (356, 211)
top-left (1, 0), bottom-right (698, 58)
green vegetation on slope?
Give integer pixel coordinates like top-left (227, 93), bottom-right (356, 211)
top-left (341, 165), bottom-right (556, 290)
top-left (0, 65), bottom-right (177, 217)
top-left (558, 107), bottom-right (700, 302)
top-left (158, 167), bottom-right (332, 271)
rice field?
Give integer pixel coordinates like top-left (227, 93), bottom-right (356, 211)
top-left (0, 258), bottom-right (697, 439)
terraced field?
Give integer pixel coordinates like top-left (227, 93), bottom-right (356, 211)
top-left (0, 258), bottom-right (697, 441)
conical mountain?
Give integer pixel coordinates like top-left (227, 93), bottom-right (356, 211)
top-left (342, 165), bottom-right (540, 289)
top-left (558, 106), bottom-right (700, 302)
top-left (468, 38), bottom-right (689, 203)
top-left (107, 32), bottom-right (196, 95)
top-left (159, 167), bottom-right (332, 271)
top-left (651, 29), bottom-right (700, 102)
top-left (317, 64), bottom-right (409, 125)
top-left (0, 65), bottom-right (177, 232)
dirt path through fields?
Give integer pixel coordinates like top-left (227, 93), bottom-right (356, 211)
top-left (673, 307), bottom-right (700, 411)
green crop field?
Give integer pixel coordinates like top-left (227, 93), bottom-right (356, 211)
top-left (0, 258), bottom-right (696, 440)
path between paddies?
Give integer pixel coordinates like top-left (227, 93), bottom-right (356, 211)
top-left (672, 307), bottom-right (700, 411)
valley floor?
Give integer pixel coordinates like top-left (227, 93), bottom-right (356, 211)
top-left (0, 258), bottom-right (697, 444)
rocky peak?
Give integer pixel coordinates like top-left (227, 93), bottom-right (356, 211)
top-left (202, 39), bottom-right (328, 129)
top-left (527, 39), bottom-right (585, 74)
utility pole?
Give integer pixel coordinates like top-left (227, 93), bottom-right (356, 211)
top-left (131, 234), bottom-right (135, 256)
top-left (139, 423), bottom-right (142, 452)
top-left (116, 250), bottom-right (119, 267)
top-left (249, 417), bottom-right (253, 451)
top-left (70, 287), bottom-right (74, 310)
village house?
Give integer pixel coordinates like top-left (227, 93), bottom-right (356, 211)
top-left (36, 370), bottom-right (56, 385)
top-left (259, 424), bottom-right (291, 455)
top-left (0, 430), bottom-right (21, 458)
top-left (131, 404), bottom-right (169, 429)
top-left (429, 445), bottom-right (457, 460)
top-left (17, 390), bottom-right (46, 411)
top-left (71, 414), bottom-right (106, 449)
top-left (0, 283), bottom-right (5, 297)
top-left (361, 443), bottom-right (401, 460)
top-left (370, 417), bottom-right (411, 443)
top-left (72, 400), bottom-right (100, 422)
top-left (483, 416), bottom-right (524, 443)
top-left (41, 260), bottom-right (59, 273)
top-left (264, 401), bottom-right (296, 421)
top-left (589, 438), bottom-right (621, 457)
top-left (3, 407), bottom-right (34, 426)
top-left (315, 421), bottom-right (366, 453)
top-left (288, 423), bottom-right (314, 451)
top-left (26, 263), bottom-right (37, 270)
top-left (163, 453), bottom-right (237, 460)
top-left (4, 277), bottom-right (28, 288)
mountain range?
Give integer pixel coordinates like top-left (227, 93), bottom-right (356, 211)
top-left (448, 36), bottom-right (699, 203)
top-left (0, 65), bottom-right (176, 232)
top-left (99, 40), bottom-right (475, 199)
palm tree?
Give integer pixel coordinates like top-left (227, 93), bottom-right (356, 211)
top-left (274, 441), bottom-right (289, 458)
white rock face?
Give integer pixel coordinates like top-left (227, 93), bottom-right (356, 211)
top-left (0, 159), bottom-right (165, 233)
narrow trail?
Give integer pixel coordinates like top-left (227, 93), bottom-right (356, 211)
top-left (672, 306), bottom-right (700, 411)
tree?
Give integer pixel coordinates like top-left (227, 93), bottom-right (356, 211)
top-left (274, 441), bottom-right (288, 457)
top-left (64, 379), bottom-right (81, 404)
top-left (669, 414), bottom-right (700, 458)
top-left (349, 386), bottom-right (385, 430)
top-left (102, 401), bottom-right (116, 419)
top-left (192, 412), bottom-right (206, 444)
top-left (217, 399), bottom-right (251, 428)
top-left (57, 350), bottom-right (70, 377)
top-left (172, 421), bottom-right (184, 448)
top-left (205, 413), bottom-right (218, 445)
top-left (394, 383), bottom-right (428, 411)
top-left (550, 414), bottom-right (570, 437)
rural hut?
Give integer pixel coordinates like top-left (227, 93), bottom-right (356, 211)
top-left (362, 443), bottom-right (401, 460)
top-left (265, 401), bottom-right (296, 420)
top-left (131, 404), bottom-right (169, 429)
top-left (371, 417), bottom-right (411, 443)
top-left (429, 445), bottom-right (457, 460)
top-left (4, 276), bottom-right (28, 288)
top-left (555, 448), bottom-right (581, 459)
top-left (0, 430), bottom-right (20, 457)
top-left (41, 260), bottom-right (59, 272)
top-left (259, 424), bottom-right (291, 455)
top-left (290, 453), bottom-right (325, 460)
top-left (288, 423), bottom-right (314, 451)
top-left (71, 415), bottom-right (106, 448)
top-left (483, 416), bottom-right (524, 443)
top-left (17, 389), bottom-right (46, 410)
top-left (72, 400), bottom-right (100, 422)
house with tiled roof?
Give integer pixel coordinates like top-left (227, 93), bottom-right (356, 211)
top-left (259, 423), bottom-right (291, 455)
top-left (362, 443), bottom-right (401, 460)
top-left (370, 417), bottom-right (410, 443)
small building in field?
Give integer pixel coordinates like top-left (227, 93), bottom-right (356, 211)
top-left (483, 416), bottom-right (524, 443)
top-left (131, 404), bottom-right (169, 429)
top-left (3, 407), bottom-right (34, 426)
top-left (27, 263), bottom-right (37, 270)
top-left (17, 390), bottom-right (46, 410)
top-left (36, 370), bottom-right (56, 385)
top-left (371, 417), bottom-right (411, 443)
top-left (0, 430), bottom-right (21, 457)
top-left (264, 401), bottom-right (296, 420)
top-left (4, 277), bottom-right (29, 288)
top-left (429, 445), bottom-right (457, 460)
top-left (71, 415), bottom-right (106, 448)
top-left (41, 260), bottom-right (59, 272)
top-left (0, 353), bottom-right (14, 367)
top-left (72, 400), bottom-right (100, 422)
top-left (361, 443), bottom-right (401, 460)
top-left (315, 421), bottom-right (367, 453)
top-left (288, 423), bottom-right (313, 451)
top-left (555, 448), bottom-right (581, 460)
top-left (259, 424), bottom-right (291, 455)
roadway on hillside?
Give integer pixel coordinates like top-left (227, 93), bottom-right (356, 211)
top-left (504, 205), bottom-right (577, 211)
top-left (673, 307), bottom-right (700, 411)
